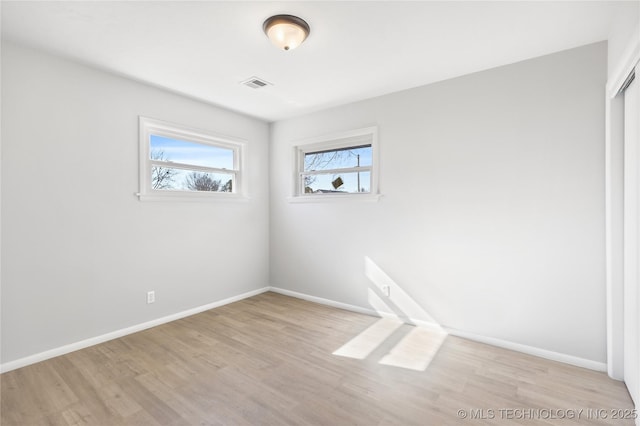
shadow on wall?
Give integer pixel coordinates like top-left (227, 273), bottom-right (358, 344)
top-left (332, 257), bottom-right (448, 371)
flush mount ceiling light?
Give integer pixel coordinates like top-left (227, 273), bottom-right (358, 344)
top-left (263, 14), bottom-right (310, 51)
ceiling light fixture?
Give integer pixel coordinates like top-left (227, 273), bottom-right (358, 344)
top-left (263, 14), bottom-right (310, 51)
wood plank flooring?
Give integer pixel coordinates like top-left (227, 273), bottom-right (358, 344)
top-left (1, 292), bottom-right (635, 425)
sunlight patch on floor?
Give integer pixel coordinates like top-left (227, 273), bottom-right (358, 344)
top-left (333, 318), bottom-right (404, 360)
top-left (378, 325), bottom-right (447, 371)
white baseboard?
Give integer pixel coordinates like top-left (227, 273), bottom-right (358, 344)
top-left (2, 286), bottom-right (608, 374)
top-left (444, 327), bottom-right (606, 372)
top-left (0, 287), bottom-right (270, 373)
top-left (269, 286), bottom-right (607, 372)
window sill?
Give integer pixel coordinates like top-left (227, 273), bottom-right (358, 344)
top-left (136, 192), bottom-right (250, 203)
top-left (287, 193), bottom-right (382, 203)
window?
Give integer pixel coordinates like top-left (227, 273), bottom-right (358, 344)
top-left (293, 126), bottom-right (379, 200)
top-left (138, 117), bottom-right (245, 201)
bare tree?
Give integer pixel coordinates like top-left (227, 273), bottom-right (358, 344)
top-left (151, 150), bottom-right (177, 189)
top-left (185, 172), bottom-right (221, 192)
top-left (303, 150), bottom-right (344, 191)
top-left (303, 149), bottom-right (364, 192)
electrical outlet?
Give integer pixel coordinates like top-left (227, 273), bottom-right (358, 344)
top-left (147, 291), bottom-right (155, 304)
top-left (382, 285), bottom-right (391, 297)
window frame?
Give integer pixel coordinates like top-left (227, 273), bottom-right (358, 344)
top-left (291, 126), bottom-right (380, 202)
top-left (138, 116), bottom-right (247, 202)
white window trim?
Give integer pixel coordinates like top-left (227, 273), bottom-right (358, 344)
top-left (289, 126), bottom-right (381, 203)
top-left (137, 116), bottom-right (248, 202)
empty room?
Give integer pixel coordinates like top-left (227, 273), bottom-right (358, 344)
top-left (1, 1), bottom-right (640, 425)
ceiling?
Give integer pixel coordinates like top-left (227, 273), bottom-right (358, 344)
top-left (2, 1), bottom-right (637, 122)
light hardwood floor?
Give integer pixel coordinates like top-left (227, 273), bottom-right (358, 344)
top-left (1, 292), bottom-right (635, 425)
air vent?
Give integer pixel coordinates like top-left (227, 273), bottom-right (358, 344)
top-left (241, 76), bottom-right (272, 89)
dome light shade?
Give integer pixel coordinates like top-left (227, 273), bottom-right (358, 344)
top-left (263, 15), bottom-right (310, 51)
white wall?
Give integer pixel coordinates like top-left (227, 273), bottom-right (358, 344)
top-left (1, 42), bottom-right (270, 364)
top-left (270, 42), bottom-right (608, 363)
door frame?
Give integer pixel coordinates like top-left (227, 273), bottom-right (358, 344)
top-left (606, 32), bottom-right (640, 381)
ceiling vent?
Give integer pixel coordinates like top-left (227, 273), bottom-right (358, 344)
top-left (241, 76), bottom-right (272, 89)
